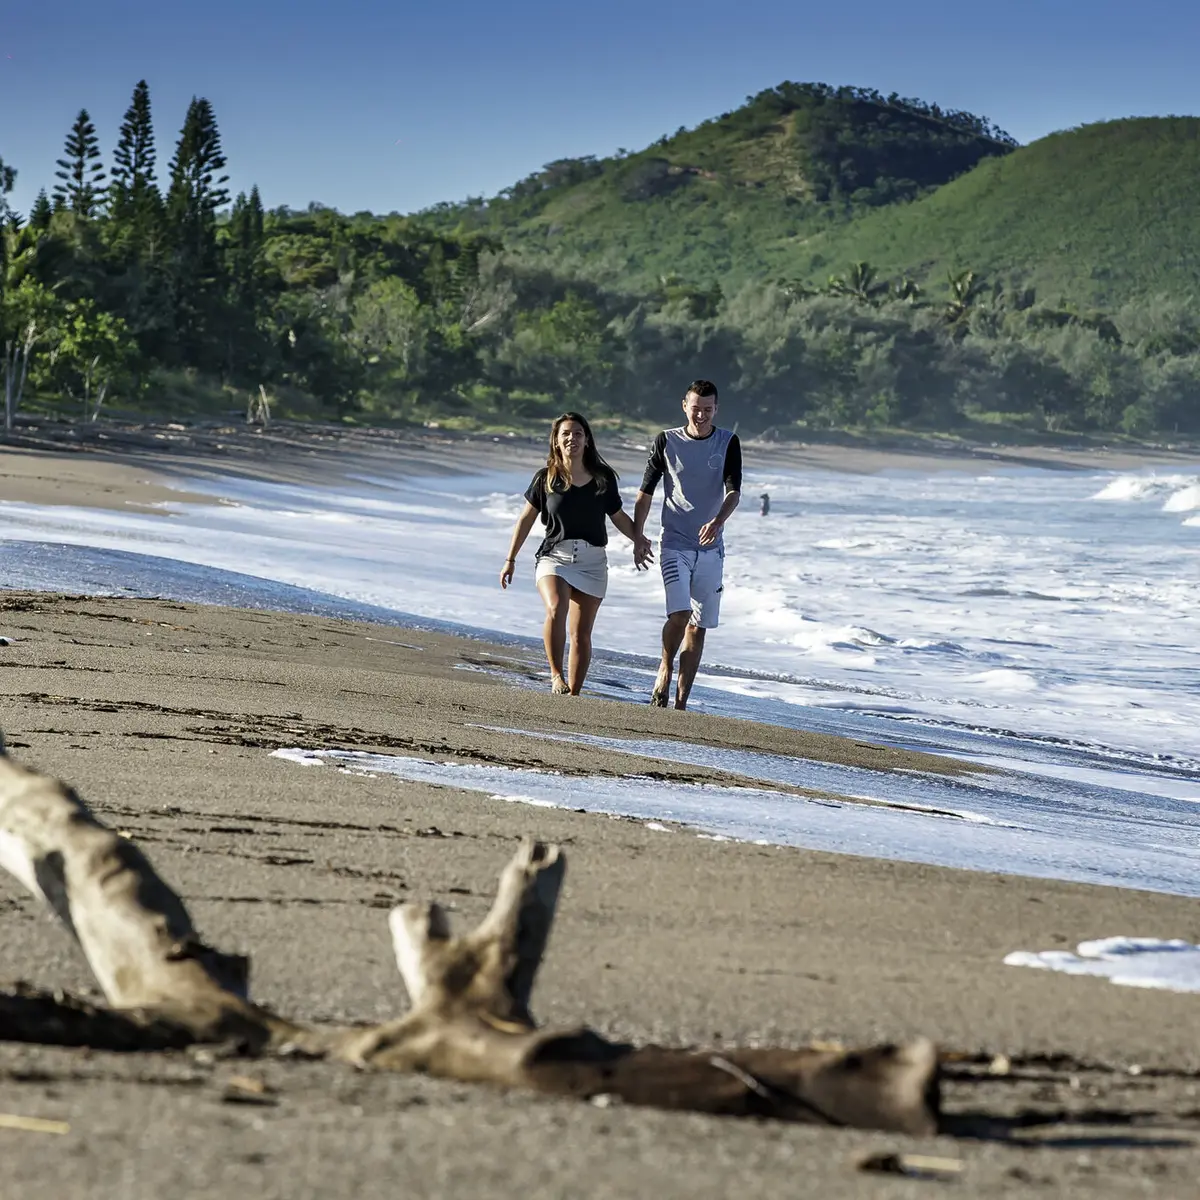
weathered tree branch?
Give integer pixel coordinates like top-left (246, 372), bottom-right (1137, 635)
top-left (0, 739), bottom-right (939, 1135)
top-left (0, 749), bottom-right (310, 1052)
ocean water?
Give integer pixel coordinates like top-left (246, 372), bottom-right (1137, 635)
top-left (3, 456), bottom-right (1199, 896)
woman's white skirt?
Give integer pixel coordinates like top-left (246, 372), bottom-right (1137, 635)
top-left (534, 539), bottom-right (609, 599)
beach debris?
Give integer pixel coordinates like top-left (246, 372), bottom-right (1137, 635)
top-left (708, 1054), bottom-right (774, 1098)
top-left (0, 1113), bottom-right (71, 1135)
top-left (0, 738), bottom-right (941, 1135)
top-left (246, 384), bottom-right (273, 428)
top-left (222, 1075), bottom-right (279, 1106)
top-left (858, 1152), bottom-right (963, 1179)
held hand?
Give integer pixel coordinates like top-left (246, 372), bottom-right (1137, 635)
top-left (500, 559), bottom-right (515, 589)
top-left (697, 518), bottom-right (724, 547)
top-left (633, 533), bottom-right (655, 570)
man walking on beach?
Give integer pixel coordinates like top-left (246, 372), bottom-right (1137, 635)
top-left (633, 379), bottom-right (742, 710)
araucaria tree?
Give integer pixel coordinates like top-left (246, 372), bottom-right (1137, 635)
top-left (110, 80), bottom-right (160, 232)
top-left (165, 97), bottom-right (230, 364)
top-left (166, 97), bottom-right (229, 259)
top-left (223, 184), bottom-right (268, 376)
top-left (53, 110), bottom-right (107, 218)
top-left (28, 189), bottom-right (53, 232)
top-left (0, 155), bottom-right (15, 215)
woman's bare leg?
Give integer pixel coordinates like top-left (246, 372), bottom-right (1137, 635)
top-left (566, 589), bottom-right (603, 695)
top-left (536, 576), bottom-right (571, 692)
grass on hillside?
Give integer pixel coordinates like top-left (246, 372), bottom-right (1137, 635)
top-left (432, 108), bottom-right (1200, 311)
top-left (432, 82), bottom-right (1014, 292)
top-left (793, 118), bottom-right (1200, 307)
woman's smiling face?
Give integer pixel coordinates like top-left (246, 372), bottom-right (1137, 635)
top-left (556, 419), bottom-right (586, 459)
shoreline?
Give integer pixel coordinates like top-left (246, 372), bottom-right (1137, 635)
top-left (3, 413), bottom-right (1198, 514)
top-left (1, 592), bottom-right (1199, 1195)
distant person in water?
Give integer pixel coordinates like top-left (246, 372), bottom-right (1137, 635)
top-left (632, 379), bottom-right (743, 711)
top-left (501, 412), bottom-right (650, 695)
top-left (760, 492), bottom-right (770, 516)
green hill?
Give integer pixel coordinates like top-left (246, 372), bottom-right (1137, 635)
top-left (795, 118), bottom-right (1200, 306)
top-left (431, 96), bottom-right (1200, 312)
top-left (426, 82), bottom-right (1016, 290)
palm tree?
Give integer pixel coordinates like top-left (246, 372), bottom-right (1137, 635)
top-left (893, 277), bottom-right (921, 304)
top-left (826, 261), bottom-right (887, 304)
top-left (945, 269), bottom-right (983, 324)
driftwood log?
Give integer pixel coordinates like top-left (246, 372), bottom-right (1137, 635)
top-left (0, 738), bottom-right (940, 1134)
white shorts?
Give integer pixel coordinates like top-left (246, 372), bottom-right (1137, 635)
top-left (534, 539), bottom-right (608, 599)
top-left (660, 545), bottom-right (724, 629)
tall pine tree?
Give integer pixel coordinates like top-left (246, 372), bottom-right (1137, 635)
top-left (110, 80), bottom-right (160, 226)
top-left (224, 184), bottom-right (268, 377)
top-left (0, 155), bottom-right (14, 215)
top-left (106, 83), bottom-right (169, 366)
top-left (0, 156), bottom-right (12, 320)
top-left (166, 97), bottom-right (228, 253)
top-left (164, 97), bottom-right (230, 367)
top-left (53, 110), bottom-right (107, 218)
top-left (226, 185), bottom-right (265, 304)
top-left (29, 190), bottom-right (52, 231)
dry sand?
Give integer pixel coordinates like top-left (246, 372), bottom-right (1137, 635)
top-left (1, 591), bottom-right (1198, 1199)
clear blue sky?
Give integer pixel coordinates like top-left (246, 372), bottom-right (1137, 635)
top-left (2, 0), bottom-right (1197, 219)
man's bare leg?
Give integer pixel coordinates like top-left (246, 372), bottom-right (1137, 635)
top-left (675, 624), bottom-right (707, 711)
top-left (536, 577), bottom-right (571, 693)
top-left (652, 611), bottom-right (691, 706)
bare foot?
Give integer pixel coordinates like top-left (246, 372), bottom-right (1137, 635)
top-left (551, 676), bottom-right (570, 695)
top-left (650, 666), bottom-right (671, 707)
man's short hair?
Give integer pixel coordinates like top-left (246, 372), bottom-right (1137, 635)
top-left (686, 379), bottom-right (719, 401)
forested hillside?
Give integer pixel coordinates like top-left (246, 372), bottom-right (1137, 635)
top-left (794, 118), bottom-right (1200, 307)
top-left (423, 82), bottom-right (1018, 289)
top-left (2, 81), bottom-right (1198, 439)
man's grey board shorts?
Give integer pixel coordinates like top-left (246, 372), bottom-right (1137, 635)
top-left (660, 545), bottom-right (724, 628)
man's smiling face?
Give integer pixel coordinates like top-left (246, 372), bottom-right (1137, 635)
top-left (682, 390), bottom-right (717, 436)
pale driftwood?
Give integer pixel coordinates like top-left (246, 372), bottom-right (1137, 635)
top-left (0, 750), bottom-right (314, 1054)
top-left (246, 383), bottom-right (272, 427)
top-left (0, 740), bottom-right (940, 1135)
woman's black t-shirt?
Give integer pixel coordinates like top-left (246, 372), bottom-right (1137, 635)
top-left (524, 469), bottom-right (623, 557)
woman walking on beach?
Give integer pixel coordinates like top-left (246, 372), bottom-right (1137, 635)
top-left (501, 412), bottom-right (650, 695)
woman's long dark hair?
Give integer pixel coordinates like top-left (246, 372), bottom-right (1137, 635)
top-left (545, 411), bottom-right (617, 494)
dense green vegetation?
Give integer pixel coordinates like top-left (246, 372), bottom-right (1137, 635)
top-left (424, 82), bottom-right (1018, 290)
top-left (796, 118), bottom-right (1200, 308)
top-left (2, 81), bottom-right (1198, 439)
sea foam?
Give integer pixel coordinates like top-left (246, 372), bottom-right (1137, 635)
top-left (1005, 938), bottom-right (1200, 993)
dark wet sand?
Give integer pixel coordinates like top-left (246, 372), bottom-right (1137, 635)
top-left (1, 593), bottom-right (1198, 1198)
